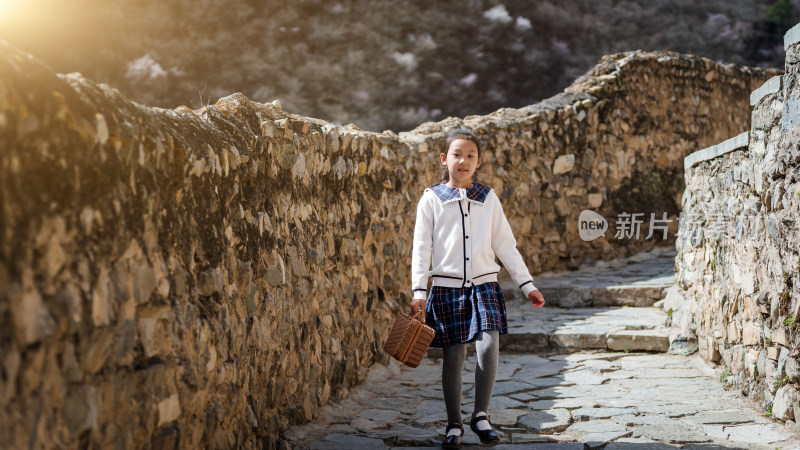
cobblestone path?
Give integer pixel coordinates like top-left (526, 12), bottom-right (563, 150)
top-left (283, 249), bottom-right (800, 449)
top-left (285, 349), bottom-right (799, 449)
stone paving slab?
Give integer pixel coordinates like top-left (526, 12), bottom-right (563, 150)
top-left (582, 429), bottom-right (633, 448)
top-left (283, 352), bottom-right (800, 449)
top-left (604, 437), bottom-right (678, 449)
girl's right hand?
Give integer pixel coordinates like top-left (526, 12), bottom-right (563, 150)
top-left (529, 290), bottom-right (546, 308)
top-left (409, 298), bottom-right (426, 315)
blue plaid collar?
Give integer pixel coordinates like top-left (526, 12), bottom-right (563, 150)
top-left (427, 182), bottom-right (492, 205)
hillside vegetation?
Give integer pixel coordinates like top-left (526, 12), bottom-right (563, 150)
top-left (1, 0), bottom-right (796, 131)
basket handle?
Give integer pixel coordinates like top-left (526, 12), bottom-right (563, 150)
top-left (410, 308), bottom-right (425, 321)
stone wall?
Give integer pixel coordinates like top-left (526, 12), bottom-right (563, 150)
top-left (674, 23), bottom-right (800, 426)
top-left (0, 39), bottom-right (775, 449)
top-left (408, 52), bottom-right (776, 275)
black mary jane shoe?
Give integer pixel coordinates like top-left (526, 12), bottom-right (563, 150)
top-left (442, 422), bottom-right (463, 449)
top-left (470, 414), bottom-right (500, 445)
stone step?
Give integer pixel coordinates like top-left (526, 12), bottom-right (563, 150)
top-left (506, 305), bottom-right (673, 353)
top-left (502, 246), bottom-right (676, 308)
top-left (426, 247), bottom-right (679, 358)
top-left (428, 305), bottom-right (677, 358)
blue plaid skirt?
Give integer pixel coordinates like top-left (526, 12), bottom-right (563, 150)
top-left (425, 282), bottom-right (508, 348)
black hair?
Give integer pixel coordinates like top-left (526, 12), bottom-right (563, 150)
top-left (441, 128), bottom-right (481, 182)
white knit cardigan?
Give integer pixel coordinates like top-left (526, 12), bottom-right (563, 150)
top-left (411, 182), bottom-right (537, 300)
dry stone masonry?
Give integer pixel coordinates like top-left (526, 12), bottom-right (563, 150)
top-left (0, 38), bottom-right (776, 449)
top-left (675, 23), bottom-right (800, 429)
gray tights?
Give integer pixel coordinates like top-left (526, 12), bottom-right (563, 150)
top-left (441, 330), bottom-right (499, 425)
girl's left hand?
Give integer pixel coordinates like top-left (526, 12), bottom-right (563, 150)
top-left (528, 290), bottom-right (545, 308)
top-left (409, 298), bottom-right (427, 315)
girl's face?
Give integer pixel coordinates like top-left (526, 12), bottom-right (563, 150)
top-left (440, 138), bottom-right (481, 188)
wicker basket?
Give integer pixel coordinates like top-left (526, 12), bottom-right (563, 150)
top-left (383, 309), bottom-right (435, 368)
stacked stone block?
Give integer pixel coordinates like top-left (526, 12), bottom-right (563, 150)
top-left (676, 22), bottom-right (800, 426)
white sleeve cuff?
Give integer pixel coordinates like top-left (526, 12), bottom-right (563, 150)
top-left (521, 283), bottom-right (537, 297)
top-left (413, 290), bottom-right (428, 300)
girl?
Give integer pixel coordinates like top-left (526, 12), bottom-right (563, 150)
top-left (409, 128), bottom-right (545, 448)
